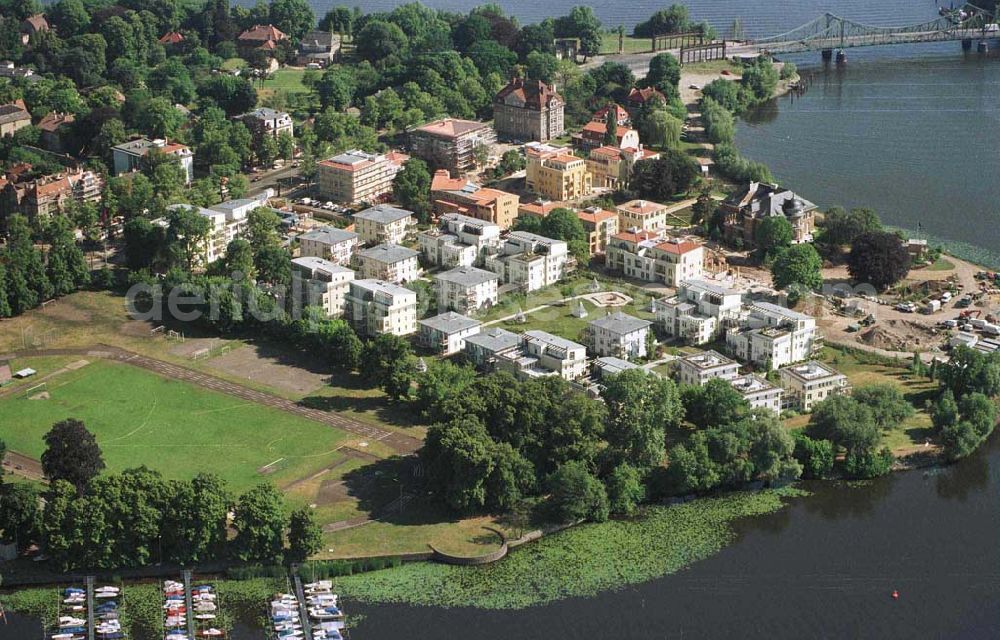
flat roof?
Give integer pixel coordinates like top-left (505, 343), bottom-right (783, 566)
top-left (291, 256), bottom-right (353, 274)
top-left (358, 243), bottom-right (419, 263)
top-left (465, 327), bottom-right (521, 352)
top-left (354, 204), bottom-right (414, 224)
top-left (300, 225), bottom-right (358, 245)
top-left (523, 330), bottom-right (584, 352)
top-left (419, 311), bottom-right (482, 334)
top-left (589, 311), bottom-right (651, 335)
top-left (780, 361), bottom-right (843, 382)
top-left (435, 266), bottom-right (498, 287)
top-left (681, 349), bottom-right (738, 370)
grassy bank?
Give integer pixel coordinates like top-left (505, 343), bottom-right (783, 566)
top-left (334, 488), bottom-right (806, 609)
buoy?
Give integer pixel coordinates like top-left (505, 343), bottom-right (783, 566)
top-left (891, 590), bottom-right (899, 600)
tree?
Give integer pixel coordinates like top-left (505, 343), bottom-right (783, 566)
top-left (645, 53), bottom-right (681, 93)
top-left (601, 369), bottom-right (682, 470)
top-left (286, 507), bottom-right (322, 564)
top-left (771, 243), bottom-right (823, 291)
top-left (931, 389), bottom-right (960, 431)
top-left (847, 231), bottom-right (911, 291)
top-left (269, 0), bottom-right (314, 40)
top-left (232, 483), bottom-right (286, 564)
top-left (935, 347), bottom-right (1000, 398)
top-left (392, 158), bottom-right (431, 222)
top-left (315, 66), bottom-right (355, 111)
top-left (422, 416), bottom-right (497, 512)
top-left (633, 5), bottom-right (690, 37)
top-left (123, 217), bottom-right (165, 271)
top-left (466, 40), bottom-right (517, 78)
top-left (44, 217), bottom-right (90, 295)
top-left (49, 0), bottom-right (91, 36)
top-left (516, 20), bottom-right (556, 58)
top-left (246, 207), bottom-right (283, 256)
top-left (3, 215), bottom-right (51, 314)
top-left (681, 378), bottom-right (750, 429)
top-left (628, 151), bottom-right (698, 202)
top-left (853, 384), bottom-right (915, 431)
top-left (255, 246), bottom-right (292, 286)
top-left (602, 102), bottom-right (617, 146)
top-left (525, 50), bottom-right (559, 84)
top-left (355, 20), bottom-right (408, 63)
top-left (165, 206), bottom-right (212, 271)
top-left (539, 207), bottom-right (588, 262)
top-left (319, 7), bottom-right (353, 36)
top-left (818, 207), bottom-right (882, 251)
top-left (701, 80), bottom-right (742, 113)
top-left (162, 473), bottom-right (231, 564)
top-left (553, 6), bottom-right (602, 59)
top-left (605, 463), bottom-right (645, 516)
top-left (544, 461), bottom-right (609, 523)
top-left (792, 432), bottom-right (835, 479)
top-left (360, 334), bottom-right (416, 400)
top-left (638, 108), bottom-right (682, 149)
top-left (0, 482), bottom-right (41, 551)
top-left (740, 58), bottom-right (779, 103)
top-left (41, 419), bottom-right (105, 494)
top-left (224, 238), bottom-right (255, 280)
top-left (755, 216), bottom-right (794, 261)
top-left (806, 395), bottom-right (880, 457)
top-left (844, 447), bottom-right (893, 479)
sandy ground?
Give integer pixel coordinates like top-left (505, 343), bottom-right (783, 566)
top-left (206, 343), bottom-right (331, 396)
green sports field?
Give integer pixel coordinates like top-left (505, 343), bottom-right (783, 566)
top-left (0, 359), bottom-right (352, 493)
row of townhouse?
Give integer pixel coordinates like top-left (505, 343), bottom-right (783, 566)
top-left (674, 349), bottom-right (848, 412)
top-left (0, 166), bottom-right (103, 221)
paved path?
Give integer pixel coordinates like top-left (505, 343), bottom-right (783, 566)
top-left (0, 345), bottom-right (423, 455)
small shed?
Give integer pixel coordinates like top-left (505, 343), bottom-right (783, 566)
top-left (13, 367), bottom-right (36, 379)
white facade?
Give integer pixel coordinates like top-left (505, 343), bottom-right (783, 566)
top-left (353, 204), bottom-right (414, 245)
top-left (496, 330), bottom-right (588, 381)
top-left (607, 233), bottom-right (704, 287)
top-left (727, 302), bottom-right (818, 370)
top-left (656, 279), bottom-right (744, 345)
top-left (355, 244), bottom-right (420, 283)
top-left (113, 138), bottom-right (194, 185)
top-left (434, 266), bottom-right (499, 314)
top-left (418, 312), bottom-right (482, 355)
top-left (730, 374), bottom-right (783, 413)
top-left (585, 311), bottom-right (652, 359)
top-left (676, 350), bottom-right (741, 387)
top-left (290, 256), bottom-right (354, 317)
top-left (485, 231), bottom-right (569, 292)
top-left (417, 213), bottom-right (502, 268)
top-left (345, 279), bottom-right (418, 337)
top-left (463, 328), bottom-right (522, 368)
top-left (778, 361), bottom-right (850, 411)
top-left (298, 226), bottom-right (359, 265)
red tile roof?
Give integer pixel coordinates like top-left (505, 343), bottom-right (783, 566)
top-left (159, 31), bottom-right (184, 44)
top-left (628, 86), bottom-right (666, 105)
top-left (413, 118), bottom-right (489, 139)
top-left (576, 208), bottom-right (616, 224)
top-left (654, 240), bottom-right (702, 254)
top-left (494, 77), bottom-right (563, 110)
top-left (238, 24), bottom-right (287, 43)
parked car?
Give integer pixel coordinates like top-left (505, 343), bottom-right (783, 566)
top-left (895, 302), bottom-right (917, 313)
top-left (939, 319), bottom-right (959, 329)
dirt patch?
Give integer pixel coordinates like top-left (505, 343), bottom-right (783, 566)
top-left (317, 478), bottom-right (350, 505)
top-left (205, 343), bottom-right (330, 396)
top-left (40, 299), bottom-right (93, 323)
top-left (119, 319), bottom-right (157, 337)
top-left (3, 451), bottom-right (45, 482)
top-left (858, 319), bottom-right (940, 352)
top-left (28, 391), bottom-right (50, 400)
top-left (65, 359), bottom-right (89, 370)
top-left (168, 337), bottom-right (225, 358)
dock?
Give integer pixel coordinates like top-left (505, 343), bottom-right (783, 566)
top-left (182, 569), bottom-right (196, 640)
top-left (292, 574), bottom-right (314, 640)
top-left (85, 575), bottom-right (95, 640)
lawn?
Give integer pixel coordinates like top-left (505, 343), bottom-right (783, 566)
top-left (600, 32), bottom-right (652, 54)
top-left (925, 257), bottom-right (956, 272)
top-left (0, 359), bottom-right (354, 493)
top-left (258, 67), bottom-right (312, 97)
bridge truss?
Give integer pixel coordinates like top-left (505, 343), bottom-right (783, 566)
top-left (751, 4), bottom-right (999, 54)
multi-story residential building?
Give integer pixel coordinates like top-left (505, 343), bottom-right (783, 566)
top-left (237, 107), bottom-right (293, 141)
top-left (355, 243), bottom-right (420, 283)
top-left (606, 232), bottom-right (704, 286)
top-left (418, 312), bottom-right (482, 355)
top-left (316, 149), bottom-right (409, 205)
top-left (496, 330), bottom-right (588, 381)
top-left (524, 142), bottom-right (592, 201)
top-left (485, 231), bottom-right (570, 292)
top-left (0, 167), bottom-right (103, 221)
top-left (112, 138), bottom-right (194, 184)
top-left (719, 182), bottom-right (817, 248)
top-left (727, 302), bottom-right (819, 370)
top-left (676, 350), bottom-right (741, 387)
top-left (464, 327), bottom-right (522, 369)
top-left (0, 101), bottom-right (31, 137)
top-left (298, 226), bottom-right (359, 265)
top-left (576, 207), bottom-right (619, 255)
top-left (656, 279), bottom-right (744, 344)
top-left (435, 266), bottom-right (499, 314)
top-left (37, 113), bottom-right (75, 153)
top-left (572, 121), bottom-right (641, 152)
top-left (517, 199), bottom-right (564, 220)
top-left (237, 24), bottom-right (287, 57)
top-left (731, 374), bottom-right (784, 413)
top-left (352, 204), bottom-right (414, 245)
top-left (296, 30), bottom-right (340, 66)
top-left (586, 145), bottom-right (660, 190)
top-left (778, 361), bottom-right (850, 411)
top-left (493, 77), bottom-right (565, 142)
top-left (429, 170), bottom-right (519, 228)
top-left (290, 256), bottom-right (354, 317)
top-left (625, 86), bottom-right (666, 113)
top-left (616, 199), bottom-right (669, 233)
top-left (593, 356), bottom-right (645, 380)
top-left (409, 118), bottom-right (496, 173)
top-left (164, 191), bottom-right (272, 265)
top-left (593, 103), bottom-right (630, 127)
top-left (584, 311), bottom-right (652, 359)
top-left (417, 212), bottom-right (502, 268)
top-left (345, 279), bottom-right (418, 337)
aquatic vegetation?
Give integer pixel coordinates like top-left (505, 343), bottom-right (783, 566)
top-left (337, 489), bottom-right (807, 609)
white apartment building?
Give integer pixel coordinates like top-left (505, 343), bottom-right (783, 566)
top-left (417, 213), bottom-right (502, 268)
top-left (290, 256), bottom-right (354, 317)
top-left (237, 107), bottom-right (293, 141)
top-left (676, 350), bottom-right (741, 387)
top-left (585, 311), bottom-right (652, 359)
top-left (355, 244), bottom-right (419, 284)
top-left (496, 330), bottom-right (588, 381)
top-left (593, 356), bottom-right (646, 380)
top-left (298, 226), bottom-right (360, 265)
top-left (345, 279), bottom-right (418, 337)
top-left (165, 190), bottom-right (271, 265)
top-left (464, 327), bottom-right (522, 369)
top-left (606, 232), bottom-right (704, 287)
top-left (317, 149), bottom-right (409, 205)
top-left (656, 279), bottom-right (744, 345)
top-left (353, 204), bottom-right (414, 245)
top-left (485, 231), bottom-right (570, 292)
top-left (434, 266), bottom-right (499, 314)
top-left (418, 312), bottom-right (482, 355)
top-left (727, 302), bottom-right (819, 370)
top-left (113, 138), bottom-right (194, 184)
top-left (778, 361), bottom-right (850, 411)
top-left (730, 374), bottom-right (783, 413)
top-left (616, 199), bottom-right (669, 233)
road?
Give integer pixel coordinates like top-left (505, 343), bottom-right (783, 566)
top-left (0, 345), bottom-right (424, 455)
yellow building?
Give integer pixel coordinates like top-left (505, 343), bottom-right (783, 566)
top-left (525, 142), bottom-right (592, 202)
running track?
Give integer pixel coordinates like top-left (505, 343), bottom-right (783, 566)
top-left (0, 345), bottom-right (423, 455)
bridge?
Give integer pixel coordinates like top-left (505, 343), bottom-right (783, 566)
top-left (750, 4), bottom-right (999, 56)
